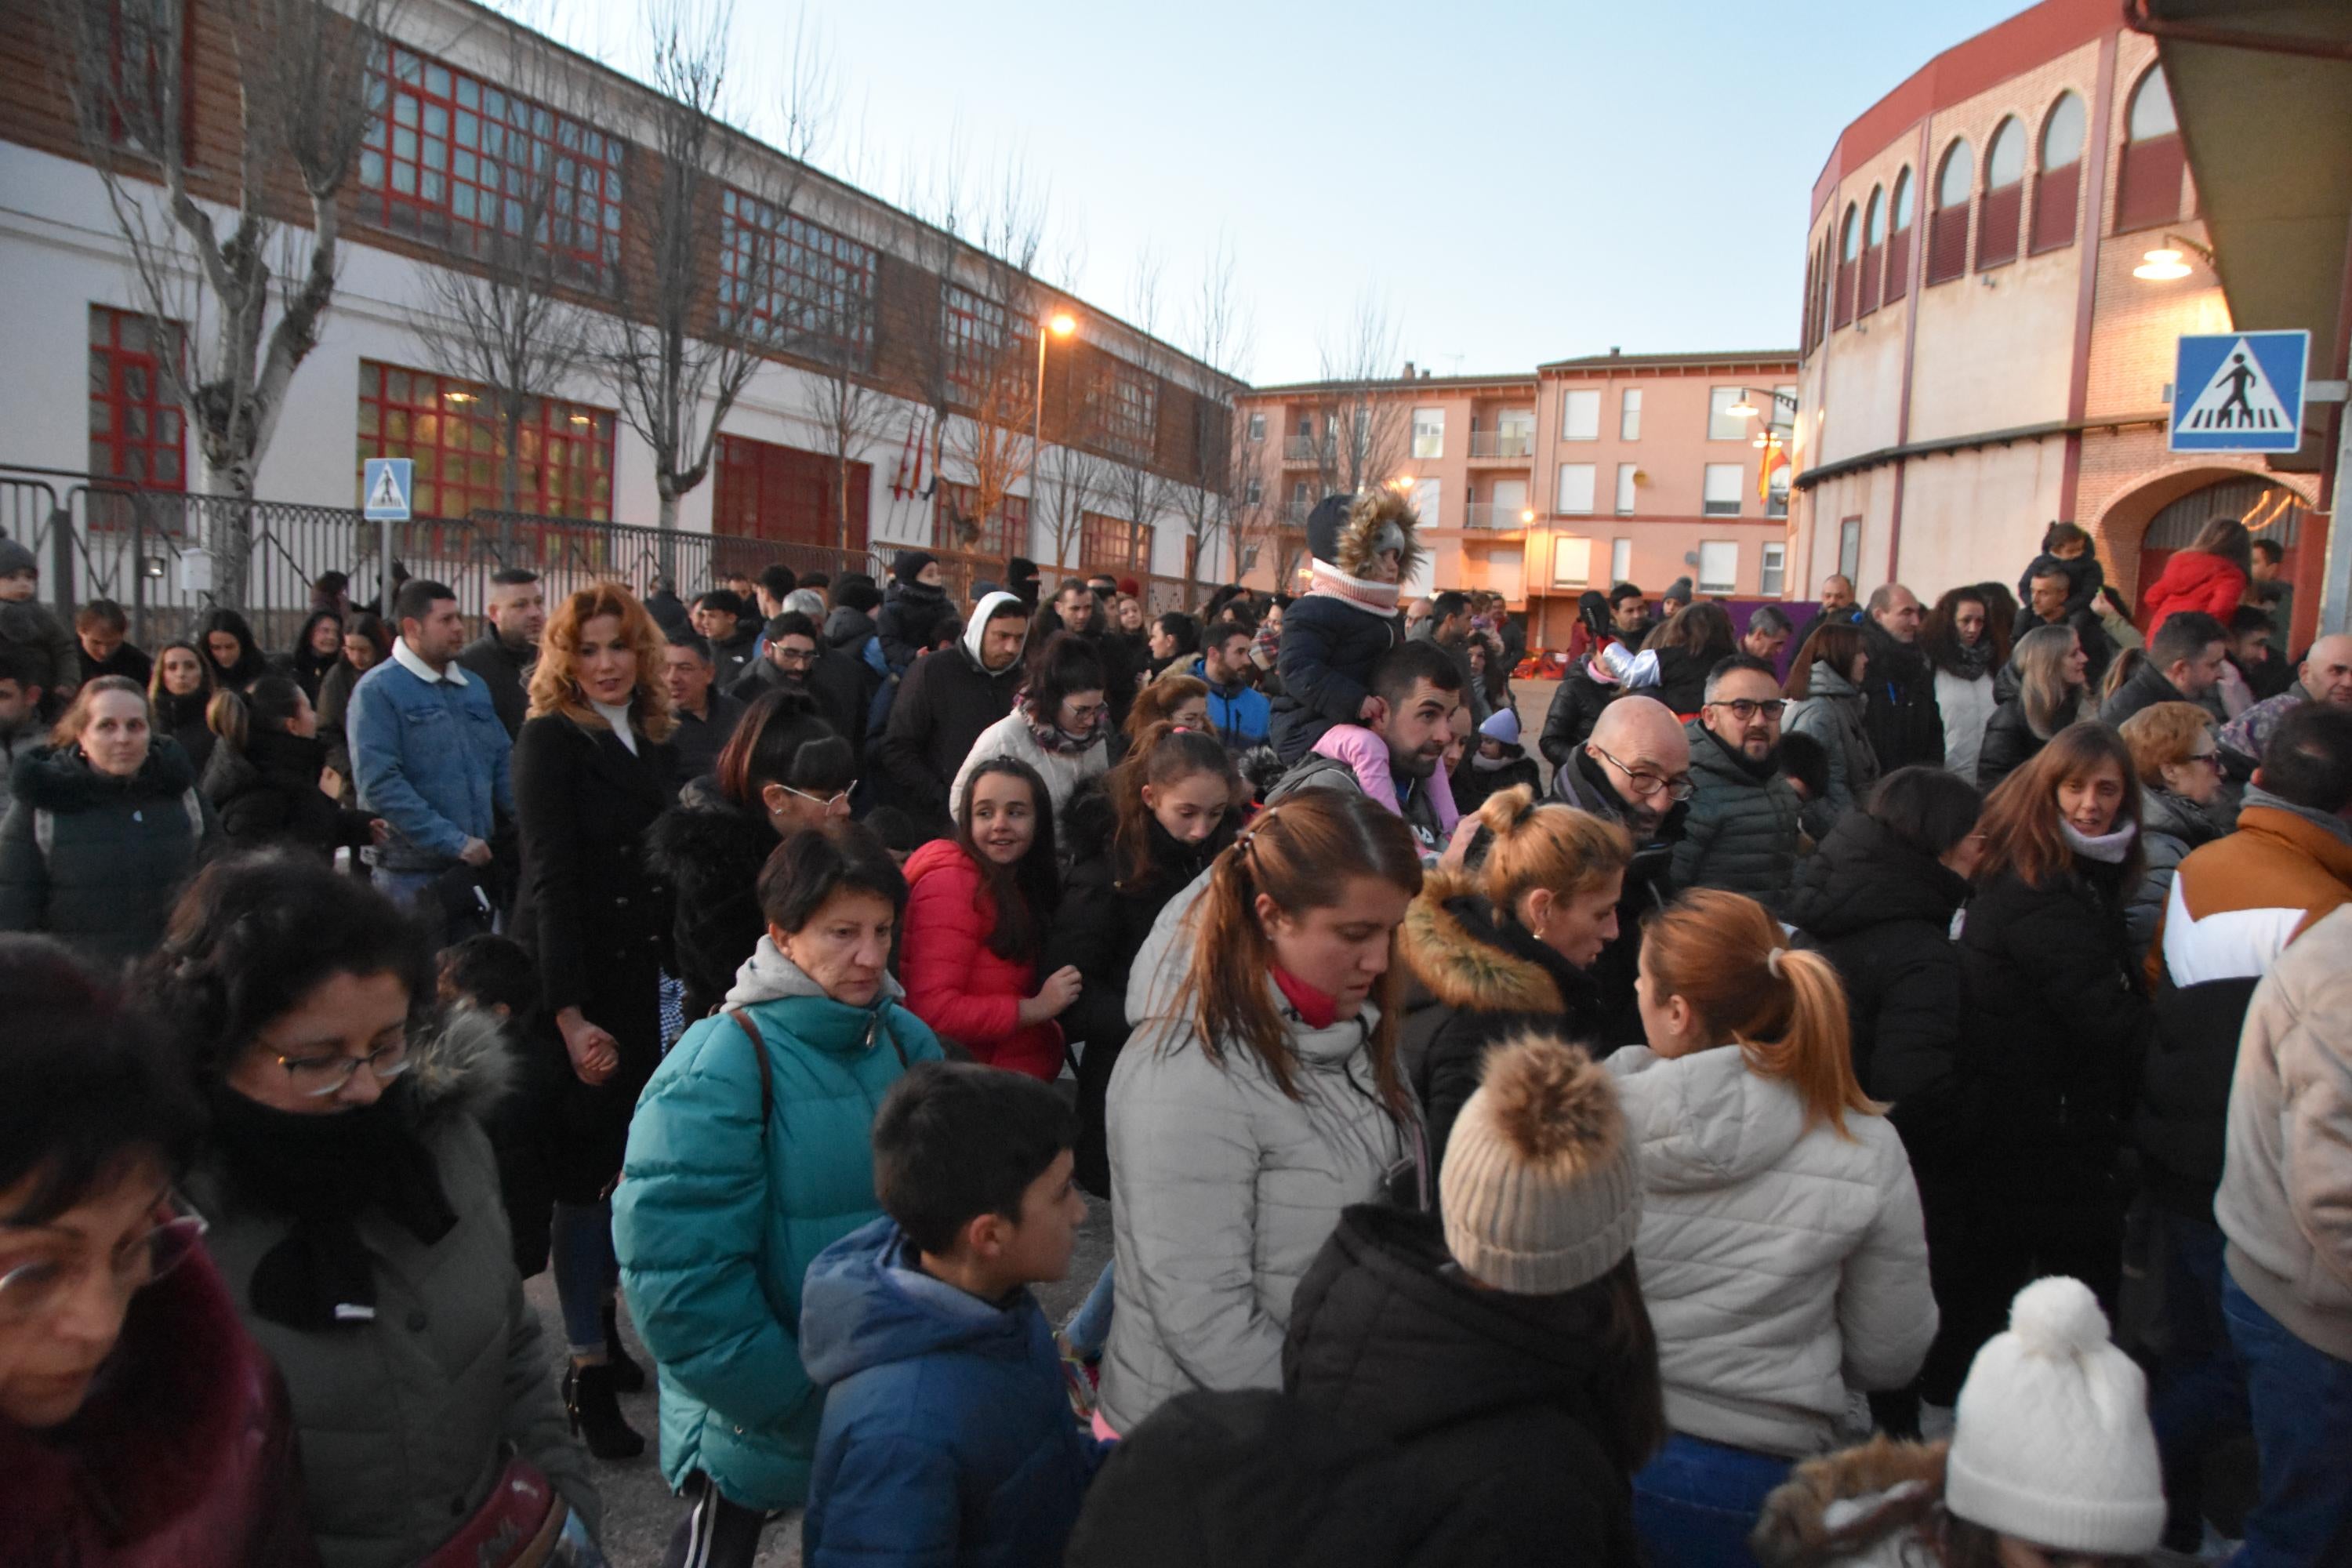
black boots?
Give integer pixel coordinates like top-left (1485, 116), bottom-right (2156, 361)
top-left (564, 1363), bottom-right (645, 1461)
top-left (602, 1299), bottom-right (647, 1395)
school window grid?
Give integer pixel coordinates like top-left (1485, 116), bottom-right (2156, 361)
top-left (355, 360), bottom-right (615, 521)
top-left (359, 46), bottom-right (624, 288)
top-left (1081, 512), bottom-right (1150, 573)
top-left (933, 482), bottom-right (1029, 561)
top-left (88, 304), bottom-right (186, 494)
top-left (1087, 359), bottom-right (1158, 463)
top-left (942, 285), bottom-right (1036, 405)
top-left (718, 191), bottom-right (877, 366)
top-left (93, 0), bottom-right (192, 153)
top-left (713, 433), bottom-right (869, 553)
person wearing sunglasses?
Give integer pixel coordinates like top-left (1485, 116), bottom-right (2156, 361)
top-left (137, 855), bottom-right (602, 1568)
top-left (1671, 654), bottom-right (1805, 909)
top-left (1, 932), bottom-right (318, 1566)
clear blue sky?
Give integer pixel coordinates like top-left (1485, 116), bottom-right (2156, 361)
top-left (509, 1), bottom-right (2031, 383)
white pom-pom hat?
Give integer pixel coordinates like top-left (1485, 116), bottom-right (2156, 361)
top-left (1944, 1276), bottom-right (2165, 1554)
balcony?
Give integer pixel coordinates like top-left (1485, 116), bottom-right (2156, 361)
top-left (1282, 435), bottom-right (1333, 466)
top-left (1279, 501), bottom-right (1314, 528)
top-left (1464, 502), bottom-right (1534, 530)
top-left (1467, 431), bottom-right (1534, 462)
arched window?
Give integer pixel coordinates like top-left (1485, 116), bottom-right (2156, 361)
top-left (2118, 66), bottom-right (2184, 230)
top-left (2031, 92), bottom-right (2086, 253)
top-left (1800, 245), bottom-right (1818, 351)
top-left (1834, 203), bottom-right (1859, 329)
top-left (1885, 168), bottom-right (1915, 303)
top-left (1928, 138), bottom-right (1972, 285)
top-left (1858, 187), bottom-right (1886, 315)
top-left (1976, 117), bottom-right (2025, 270)
top-left (1814, 237), bottom-right (1832, 347)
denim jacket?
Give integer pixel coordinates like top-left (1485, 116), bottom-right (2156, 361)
top-left (347, 652), bottom-right (514, 870)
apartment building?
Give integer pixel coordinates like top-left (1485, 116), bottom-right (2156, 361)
top-left (1238, 347), bottom-right (1798, 643)
top-left (0, 0), bottom-right (1243, 587)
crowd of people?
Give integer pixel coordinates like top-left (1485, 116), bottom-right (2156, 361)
top-left (2, 495), bottom-right (2347, 1568)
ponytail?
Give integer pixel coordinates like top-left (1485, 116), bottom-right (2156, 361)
top-left (1472, 783), bottom-right (1632, 914)
top-left (1109, 721), bottom-right (1240, 888)
top-left (207, 673), bottom-right (306, 759)
top-left (205, 688), bottom-right (250, 753)
top-left (1642, 889), bottom-right (1878, 1137)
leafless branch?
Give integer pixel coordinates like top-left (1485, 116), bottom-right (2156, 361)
top-left (1313, 289), bottom-right (1411, 497)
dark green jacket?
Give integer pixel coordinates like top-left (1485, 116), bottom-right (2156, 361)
top-left (1669, 720), bottom-right (1802, 909)
top-left (0, 735), bottom-right (217, 964)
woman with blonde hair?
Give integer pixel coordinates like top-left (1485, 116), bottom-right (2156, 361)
top-left (1610, 887), bottom-right (1934, 1564)
top-left (1399, 784), bottom-right (1633, 1166)
top-left (510, 579), bottom-right (676, 1458)
top-left (1976, 623), bottom-right (2089, 792)
top-left (2118, 699), bottom-right (2227, 956)
top-left (1102, 789), bottom-right (1426, 1436)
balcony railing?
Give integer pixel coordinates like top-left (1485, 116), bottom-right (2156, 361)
top-left (1464, 502), bottom-right (1534, 529)
top-left (1468, 431), bottom-right (1534, 460)
top-left (1280, 501), bottom-right (1314, 527)
top-left (1282, 435), bottom-right (1332, 463)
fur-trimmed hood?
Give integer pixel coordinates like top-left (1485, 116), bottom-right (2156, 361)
top-left (1306, 489), bottom-right (1425, 586)
top-left (1399, 870), bottom-right (1566, 1014)
top-left (400, 1003), bottom-right (519, 1127)
top-left (1750, 1436), bottom-right (1947, 1568)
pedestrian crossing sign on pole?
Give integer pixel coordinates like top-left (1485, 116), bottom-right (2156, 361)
top-left (2170, 331), bottom-right (2309, 454)
top-left (363, 457), bottom-right (414, 521)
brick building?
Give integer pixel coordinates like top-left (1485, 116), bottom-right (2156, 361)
top-left (1790, 0), bottom-right (2319, 621)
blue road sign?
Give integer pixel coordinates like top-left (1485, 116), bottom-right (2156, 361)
top-left (363, 457), bottom-right (414, 521)
top-left (2170, 331), bottom-right (2309, 453)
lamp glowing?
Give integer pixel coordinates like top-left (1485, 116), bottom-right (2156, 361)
top-left (1725, 392), bottom-right (1760, 419)
top-left (1048, 312), bottom-right (1077, 337)
top-left (1520, 508), bottom-right (1536, 525)
top-left (2133, 248), bottom-right (2192, 281)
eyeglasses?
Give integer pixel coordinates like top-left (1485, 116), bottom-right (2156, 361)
top-left (1063, 701), bottom-right (1108, 726)
top-left (780, 782), bottom-right (856, 811)
top-left (264, 1034), bottom-right (412, 1098)
top-left (0, 1200), bottom-right (209, 1324)
top-left (772, 647), bottom-right (818, 667)
top-left (1591, 744), bottom-right (1696, 802)
top-left (1708, 698), bottom-right (1787, 723)
top-left (2186, 750), bottom-right (2221, 769)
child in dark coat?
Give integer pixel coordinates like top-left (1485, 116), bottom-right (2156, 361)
top-left (2015, 521), bottom-right (2107, 625)
top-left (1267, 490), bottom-right (1423, 763)
top-left (800, 1062), bottom-right (1105, 1568)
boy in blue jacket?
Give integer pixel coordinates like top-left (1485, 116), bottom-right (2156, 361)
top-left (800, 1061), bottom-right (1105, 1568)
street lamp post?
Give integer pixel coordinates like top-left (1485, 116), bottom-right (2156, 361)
top-left (1033, 310), bottom-right (1079, 507)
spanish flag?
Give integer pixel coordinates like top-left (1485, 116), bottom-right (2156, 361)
top-left (1759, 435), bottom-right (1790, 503)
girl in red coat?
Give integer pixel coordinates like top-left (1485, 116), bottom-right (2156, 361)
top-left (2141, 516), bottom-right (2252, 643)
top-left (900, 757), bottom-right (1080, 1078)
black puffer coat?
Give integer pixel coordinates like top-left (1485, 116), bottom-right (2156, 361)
top-left (1859, 622), bottom-right (1944, 772)
top-left (201, 728), bottom-right (377, 860)
top-left (1282, 1205), bottom-right (1644, 1568)
top-left (1785, 812), bottom-right (1970, 1158)
top-left (1044, 790), bottom-right (1232, 1195)
top-left (1538, 662), bottom-right (1616, 766)
top-left (1397, 871), bottom-right (1610, 1170)
top-left (0, 736), bottom-right (217, 964)
top-left (876, 578), bottom-right (953, 671)
top-left (644, 779), bottom-right (778, 1022)
top-left (1957, 858), bottom-right (2149, 1195)
top-left (154, 687), bottom-right (218, 777)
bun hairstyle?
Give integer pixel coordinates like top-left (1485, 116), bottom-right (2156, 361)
top-left (1174, 789), bottom-right (1421, 1112)
top-left (1108, 720), bottom-right (1240, 890)
top-left (1640, 888), bottom-right (1878, 1138)
top-left (206, 673), bottom-right (306, 756)
top-left (1471, 786), bottom-right (1632, 917)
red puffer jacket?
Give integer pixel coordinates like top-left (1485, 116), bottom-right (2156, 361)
top-left (2141, 550), bottom-right (2247, 643)
top-left (900, 838), bottom-right (1065, 1079)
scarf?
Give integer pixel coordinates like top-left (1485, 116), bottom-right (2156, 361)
top-left (2060, 818), bottom-right (2140, 864)
top-left (1306, 559), bottom-right (1400, 617)
top-left (1272, 966), bottom-right (1338, 1029)
top-left (1019, 691), bottom-right (1108, 757)
top-left (1944, 636), bottom-right (1996, 681)
top-left (209, 1083), bottom-right (457, 1332)
top-left (1251, 618), bottom-right (1282, 671)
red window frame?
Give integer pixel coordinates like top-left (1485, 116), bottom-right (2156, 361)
top-left (718, 190), bottom-right (876, 365)
top-left (1088, 358), bottom-right (1157, 462)
top-left (1975, 183), bottom-right (2023, 270)
top-left (1885, 172), bottom-right (1914, 302)
top-left (2031, 162), bottom-right (2080, 253)
top-left (713, 433), bottom-right (869, 552)
top-left (88, 304), bottom-right (187, 493)
top-left (933, 481), bottom-right (1029, 560)
top-left (358, 45), bottom-right (623, 288)
top-left (96, 0), bottom-right (194, 154)
top-left (942, 283), bottom-right (1034, 406)
top-left (1080, 511), bottom-right (1149, 573)
top-left (1926, 159), bottom-right (1971, 286)
top-left (354, 359), bottom-right (615, 521)
top-left (1832, 208), bottom-right (1857, 330)
top-left (1798, 249), bottom-right (1817, 350)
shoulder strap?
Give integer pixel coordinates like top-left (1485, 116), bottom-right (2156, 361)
top-left (725, 1007), bottom-right (774, 1133)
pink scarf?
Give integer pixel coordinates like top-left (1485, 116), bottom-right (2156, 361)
top-left (1307, 560), bottom-right (1400, 617)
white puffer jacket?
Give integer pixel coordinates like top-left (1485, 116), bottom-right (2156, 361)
top-left (1098, 875), bottom-right (1418, 1434)
top-left (1607, 1044), bottom-right (1936, 1457)
top-left (946, 706), bottom-right (1109, 821)
top-left (1935, 666), bottom-right (1998, 789)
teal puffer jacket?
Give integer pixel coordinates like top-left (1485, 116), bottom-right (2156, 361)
top-left (615, 938), bottom-right (943, 1511)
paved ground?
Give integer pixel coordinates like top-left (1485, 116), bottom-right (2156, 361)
top-left (524, 1196), bottom-right (1116, 1566)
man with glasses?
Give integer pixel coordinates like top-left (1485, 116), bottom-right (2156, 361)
top-left (1671, 654), bottom-right (1802, 906)
top-left (1547, 693), bottom-right (1692, 1046)
top-left (734, 610), bottom-right (871, 754)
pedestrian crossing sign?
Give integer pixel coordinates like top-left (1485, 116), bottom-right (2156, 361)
top-left (363, 457), bottom-right (414, 521)
top-left (2169, 330), bottom-right (2308, 454)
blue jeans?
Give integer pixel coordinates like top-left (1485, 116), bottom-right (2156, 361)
top-left (1632, 1432), bottom-right (1789, 1568)
top-left (1065, 1261), bottom-right (1115, 1360)
top-left (2150, 1210), bottom-right (2249, 1546)
top-left (2223, 1270), bottom-right (2352, 1566)
top-left (552, 1200), bottom-right (619, 1356)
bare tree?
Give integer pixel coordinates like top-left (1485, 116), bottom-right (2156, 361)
top-left (601, 0), bottom-right (833, 535)
top-left (1312, 290), bottom-right (1411, 497)
top-left (45, 0), bottom-right (397, 603)
top-left (1085, 246), bottom-right (1175, 586)
top-left (1036, 413), bottom-right (1110, 570)
top-left (401, 6), bottom-right (599, 516)
top-left (1167, 235), bottom-right (1254, 593)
